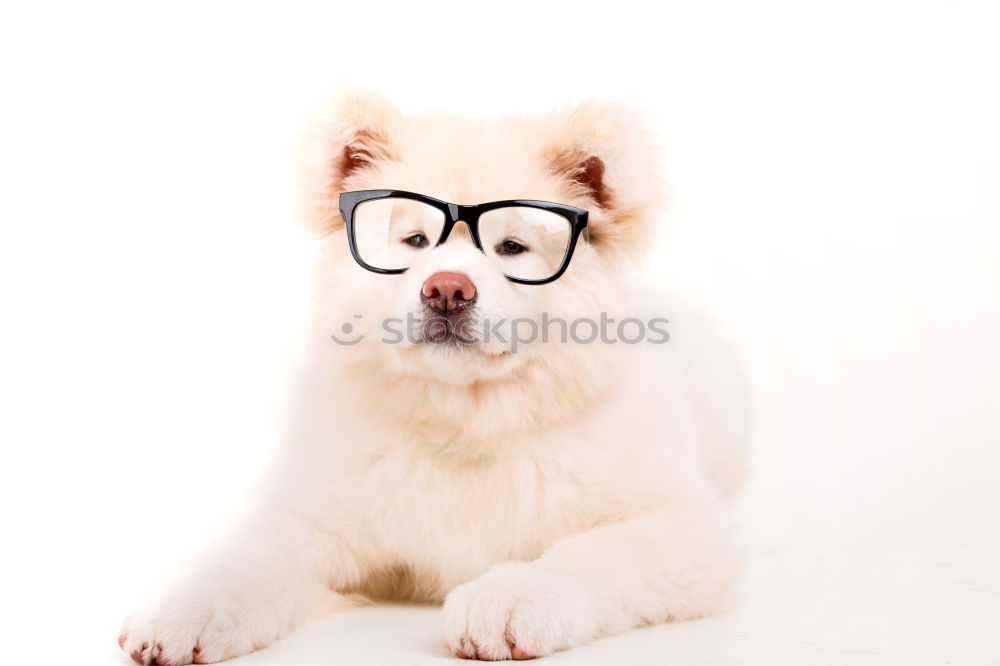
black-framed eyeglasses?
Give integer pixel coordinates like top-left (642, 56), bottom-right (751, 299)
top-left (338, 190), bottom-right (589, 285)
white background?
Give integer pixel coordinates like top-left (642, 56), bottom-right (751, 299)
top-left (1, 1), bottom-right (998, 663)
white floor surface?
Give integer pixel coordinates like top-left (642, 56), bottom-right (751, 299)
top-left (98, 546), bottom-right (999, 665)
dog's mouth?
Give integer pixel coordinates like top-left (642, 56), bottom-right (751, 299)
top-left (412, 310), bottom-right (512, 360)
top-left (419, 312), bottom-right (480, 348)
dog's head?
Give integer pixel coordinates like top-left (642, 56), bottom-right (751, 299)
top-left (298, 89), bottom-right (667, 388)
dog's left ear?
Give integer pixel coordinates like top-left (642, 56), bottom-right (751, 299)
top-left (540, 98), bottom-right (668, 257)
top-left (296, 88), bottom-right (403, 234)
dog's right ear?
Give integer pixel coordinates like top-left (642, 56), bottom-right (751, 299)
top-left (296, 88), bottom-right (403, 234)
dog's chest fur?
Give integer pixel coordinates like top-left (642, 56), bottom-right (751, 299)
top-left (333, 417), bottom-right (667, 602)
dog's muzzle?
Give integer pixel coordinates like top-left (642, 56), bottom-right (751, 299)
top-left (419, 272), bottom-right (478, 344)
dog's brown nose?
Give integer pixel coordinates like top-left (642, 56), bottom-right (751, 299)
top-left (421, 272), bottom-right (477, 314)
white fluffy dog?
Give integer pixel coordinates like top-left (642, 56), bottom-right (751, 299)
top-left (119, 89), bottom-right (751, 664)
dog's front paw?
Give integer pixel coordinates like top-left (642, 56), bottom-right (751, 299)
top-left (119, 585), bottom-right (287, 665)
top-left (442, 562), bottom-right (597, 660)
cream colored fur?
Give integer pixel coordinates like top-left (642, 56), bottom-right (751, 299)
top-left (120, 89), bottom-right (751, 664)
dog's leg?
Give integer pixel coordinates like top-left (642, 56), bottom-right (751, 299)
top-left (442, 498), bottom-right (738, 660)
top-left (119, 501), bottom-right (349, 665)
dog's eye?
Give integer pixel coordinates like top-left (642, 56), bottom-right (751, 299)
top-left (497, 239), bottom-right (527, 256)
top-left (403, 234), bottom-right (429, 248)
